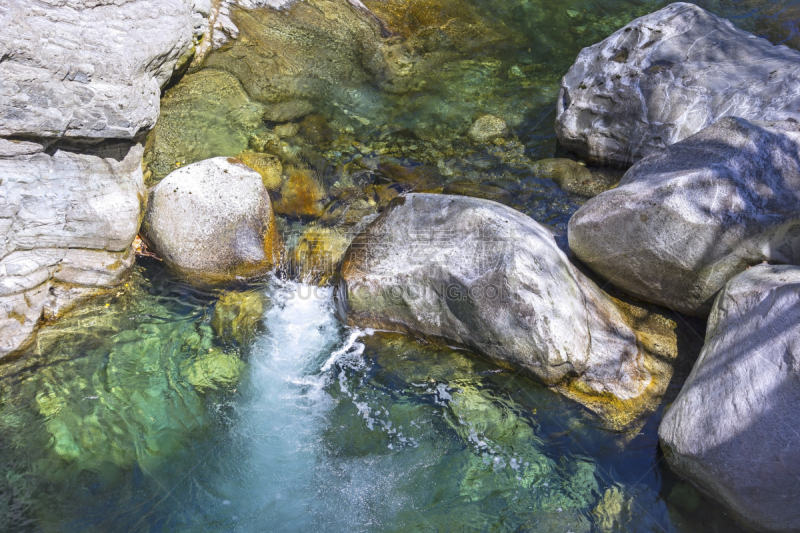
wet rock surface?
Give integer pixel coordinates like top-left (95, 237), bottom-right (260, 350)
top-left (569, 117), bottom-right (800, 316)
top-left (556, 2), bottom-right (800, 167)
top-left (338, 193), bottom-right (652, 406)
top-left (659, 264), bottom-right (800, 533)
top-left (141, 157), bottom-right (281, 286)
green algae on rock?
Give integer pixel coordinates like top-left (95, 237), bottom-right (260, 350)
top-left (182, 347), bottom-right (246, 392)
top-left (532, 158), bottom-right (620, 198)
top-left (144, 68), bottom-right (269, 184)
top-left (211, 288), bottom-right (270, 346)
top-left (0, 267), bottom-right (245, 485)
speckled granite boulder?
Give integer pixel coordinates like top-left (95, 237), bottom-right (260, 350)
top-left (141, 158), bottom-right (281, 286)
top-left (569, 118), bottom-right (800, 316)
top-left (556, 2), bottom-right (800, 167)
top-left (660, 264), bottom-right (800, 533)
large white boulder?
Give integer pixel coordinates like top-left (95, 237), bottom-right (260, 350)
top-left (337, 193), bottom-right (651, 403)
top-left (555, 3), bottom-right (800, 167)
top-left (568, 117), bottom-right (800, 316)
top-left (141, 158), bottom-right (281, 286)
top-left (659, 264), bottom-right (800, 533)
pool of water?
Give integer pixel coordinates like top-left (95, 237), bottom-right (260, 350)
top-left (0, 263), bottom-right (744, 532)
top-left (3, 0), bottom-right (800, 530)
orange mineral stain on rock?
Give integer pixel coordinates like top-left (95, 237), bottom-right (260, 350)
top-left (274, 168), bottom-right (328, 219)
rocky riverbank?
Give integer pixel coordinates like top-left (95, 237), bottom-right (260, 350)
top-left (2, 1), bottom-right (800, 531)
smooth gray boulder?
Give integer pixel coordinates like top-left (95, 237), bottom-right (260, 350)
top-left (555, 2), bottom-right (800, 167)
top-left (569, 117), bottom-right (800, 316)
top-left (141, 158), bottom-right (282, 286)
top-left (659, 264), bottom-right (800, 533)
top-left (0, 1), bottom-right (202, 358)
top-left (337, 193), bottom-right (651, 402)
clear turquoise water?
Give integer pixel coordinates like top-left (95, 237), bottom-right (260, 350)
top-left (3, 0), bottom-right (800, 531)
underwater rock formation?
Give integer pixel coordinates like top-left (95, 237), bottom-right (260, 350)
top-left (569, 117), bottom-right (800, 316)
top-left (659, 264), bottom-right (800, 533)
top-left (531, 158), bottom-right (620, 198)
top-left (467, 115), bottom-right (509, 144)
top-left (0, 0), bottom-right (203, 358)
top-left (337, 193), bottom-right (653, 409)
top-left (141, 157), bottom-right (281, 286)
top-left (556, 2), bottom-right (800, 167)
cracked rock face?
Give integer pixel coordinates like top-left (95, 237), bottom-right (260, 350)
top-left (555, 2), bottom-right (800, 167)
top-left (337, 193), bottom-right (651, 403)
top-left (0, 0), bottom-right (200, 358)
top-left (0, 0), bottom-right (197, 139)
top-left (0, 139), bottom-right (145, 358)
top-left (569, 117), bottom-right (800, 316)
top-left (141, 157), bottom-right (281, 287)
top-left (659, 264), bottom-right (800, 533)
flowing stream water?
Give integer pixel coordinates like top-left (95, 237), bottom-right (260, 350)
top-left (0, 266), bottom-right (748, 532)
top-left (2, 0), bottom-right (800, 531)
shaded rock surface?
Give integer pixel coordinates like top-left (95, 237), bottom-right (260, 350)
top-left (141, 157), bottom-right (281, 286)
top-left (556, 2), bottom-right (800, 167)
top-left (337, 193), bottom-right (652, 407)
top-left (659, 264), bottom-right (800, 533)
top-left (569, 117), bottom-right (800, 316)
top-left (0, 0), bottom-right (202, 358)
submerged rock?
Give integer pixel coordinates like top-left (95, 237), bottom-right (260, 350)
top-left (337, 193), bottom-right (652, 408)
top-left (237, 151), bottom-right (284, 190)
top-left (141, 157), bottom-right (281, 286)
top-left (556, 3), bottom-right (800, 166)
top-left (659, 264), bottom-right (800, 532)
top-left (288, 227), bottom-right (352, 284)
top-left (569, 117), bottom-right (800, 316)
top-left (467, 115), bottom-right (509, 143)
top-left (182, 348), bottom-right (246, 392)
top-left (442, 181), bottom-right (514, 206)
top-left (146, 68), bottom-right (269, 183)
top-left (263, 100), bottom-right (315, 122)
top-left (0, 267), bottom-right (240, 483)
top-left (531, 158), bottom-right (619, 198)
top-left (211, 289), bottom-right (270, 346)
top-left (274, 169), bottom-right (329, 219)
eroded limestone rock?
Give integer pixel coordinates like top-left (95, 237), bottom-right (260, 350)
top-left (0, 0), bottom-right (202, 357)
